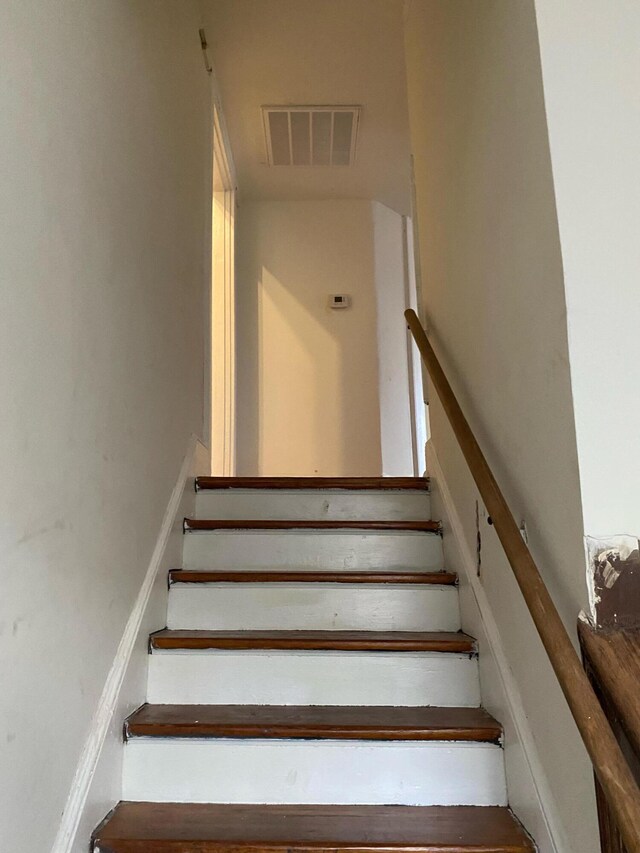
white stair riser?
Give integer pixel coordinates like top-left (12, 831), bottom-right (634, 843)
top-left (123, 739), bottom-right (506, 806)
top-left (183, 531), bottom-right (444, 572)
top-left (167, 584), bottom-right (460, 632)
top-left (195, 490), bottom-right (431, 521)
top-left (147, 651), bottom-right (480, 707)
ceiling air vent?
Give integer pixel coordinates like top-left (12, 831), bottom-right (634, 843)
top-left (262, 106), bottom-right (361, 167)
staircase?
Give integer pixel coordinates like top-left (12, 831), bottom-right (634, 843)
top-left (92, 477), bottom-right (534, 852)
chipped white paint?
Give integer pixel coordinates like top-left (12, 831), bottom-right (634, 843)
top-left (183, 529), bottom-right (444, 572)
top-left (123, 738), bottom-right (506, 806)
top-left (147, 649), bottom-right (480, 707)
top-left (195, 489), bottom-right (431, 521)
top-left (585, 533), bottom-right (639, 621)
top-left (167, 582), bottom-right (459, 631)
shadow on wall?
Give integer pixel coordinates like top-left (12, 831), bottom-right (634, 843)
top-left (235, 200), bottom-right (383, 476)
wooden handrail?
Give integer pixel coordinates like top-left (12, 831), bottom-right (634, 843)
top-left (405, 308), bottom-right (640, 853)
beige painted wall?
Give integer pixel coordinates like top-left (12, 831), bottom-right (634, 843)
top-left (0, 2), bottom-right (211, 850)
top-left (404, 2), bottom-right (597, 850)
top-left (236, 199), bottom-right (382, 476)
top-left (536, 0), bottom-right (640, 539)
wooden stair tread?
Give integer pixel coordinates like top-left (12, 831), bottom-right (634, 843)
top-left (196, 477), bottom-right (430, 491)
top-left (125, 704), bottom-right (501, 742)
top-left (93, 803), bottom-right (534, 851)
top-left (169, 569), bottom-right (457, 585)
top-left (150, 629), bottom-right (476, 653)
top-left (184, 519), bottom-right (441, 532)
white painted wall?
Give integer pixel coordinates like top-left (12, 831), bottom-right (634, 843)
top-left (535, 1), bottom-right (640, 539)
top-left (373, 203), bottom-right (415, 475)
top-left (64, 437), bottom-right (208, 853)
top-left (0, 3), bottom-right (211, 851)
top-left (236, 200), bottom-right (383, 475)
top-left (429, 445), bottom-right (564, 853)
top-left (405, 219), bottom-right (429, 475)
top-left (403, 2), bottom-right (597, 850)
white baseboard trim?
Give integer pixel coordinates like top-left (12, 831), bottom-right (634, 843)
top-left (51, 433), bottom-right (207, 853)
top-left (428, 440), bottom-right (563, 853)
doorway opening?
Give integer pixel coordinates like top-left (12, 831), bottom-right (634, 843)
top-left (210, 106), bottom-right (236, 475)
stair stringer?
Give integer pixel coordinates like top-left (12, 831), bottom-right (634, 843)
top-left (427, 439), bottom-right (557, 853)
top-left (52, 435), bottom-right (210, 853)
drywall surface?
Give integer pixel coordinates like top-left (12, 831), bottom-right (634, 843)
top-left (428, 445), bottom-right (558, 853)
top-left (373, 202), bottom-right (415, 475)
top-left (236, 200), bottom-right (382, 475)
top-left (535, 1), bottom-right (640, 538)
top-left (404, 2), bottom-right (596, 850)
top-left (67, 438), bottom-right (207, 853)
top-left (0, 3), bottom-right (210, 851)
top-left (201, 0), bottom-right (411, 214)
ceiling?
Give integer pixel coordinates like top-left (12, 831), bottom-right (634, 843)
top-left (202, 0), bottom-right (412, 214)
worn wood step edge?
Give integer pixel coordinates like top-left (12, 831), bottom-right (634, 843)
top-left (578, 620), bottom-right (640, 759)
top-left (183, 518), bottom-right (442, 533)
top-left (124, 704), bottom-right (502, 743)
top-left (92, 803), bottom-right (535, 852)
top-left (149, 629), bottom-right (477, 654)
top-left (168, 569), bottom-right (457, 586)
top-left (195, 476), bottom-right (430, 491)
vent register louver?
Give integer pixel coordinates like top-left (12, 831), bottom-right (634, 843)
top-left (262, 106), bottom-right (361, 167)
